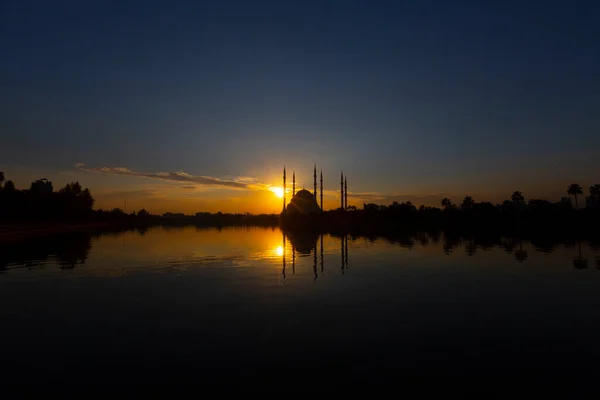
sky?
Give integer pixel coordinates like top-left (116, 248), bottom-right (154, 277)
top-left (1, 0), bottom-right (599, 214)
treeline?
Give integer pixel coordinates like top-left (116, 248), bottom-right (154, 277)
top-left (0, 173), bottom-right (94, 222)
top-left (359, 184), bottom-right (600, 213)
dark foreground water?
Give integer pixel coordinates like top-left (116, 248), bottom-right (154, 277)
top-left (1, 226), bottom-right (600, 384)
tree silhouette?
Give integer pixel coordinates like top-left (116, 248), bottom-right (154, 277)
top-left (138, 208), bottom-right (150, 217)
top-left (511, 191), bottom-right (524, 204)
top-left (441, 197), bottom-right (454, 210)
top-left (3, 180), bottom-right (15, 192)
top-left (0, 171), bottom-right (4, 188)
top-left (30, 178), bottom-right (53, 193)
top-left (567, 183), bottom-right (583, 209)
top-left (461, 196), bottom-right (474, 210)
top-left (60, 181), bottom-right (82, 196)
top-left (589, 184), bottom-right (600, 202)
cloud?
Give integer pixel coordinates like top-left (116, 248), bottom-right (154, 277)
top-left (76, 164), bottom-right (267, 190)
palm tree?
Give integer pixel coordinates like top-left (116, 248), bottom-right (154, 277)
top-left (511, 191), bottom-right (524, 204)
top-left (461, 196), bottom-right (474, 210)
top-left (567, 183), bottom-right (583, 209)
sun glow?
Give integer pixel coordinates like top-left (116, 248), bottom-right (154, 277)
top-left (270, 186), bottom-right (284, 198)
top-left (275, 245), bottom-right (284, 257)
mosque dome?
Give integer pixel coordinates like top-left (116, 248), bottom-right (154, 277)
top-left (294, 189), bottom-right (314, 199)
top-left (286, 189), bottom-right (321, 214)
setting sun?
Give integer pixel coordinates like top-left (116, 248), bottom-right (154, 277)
top-left (270, 186), bottom-right (284, 198)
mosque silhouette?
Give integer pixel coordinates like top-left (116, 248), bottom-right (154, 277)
top-left (281, 165), bottom-right (348, 214)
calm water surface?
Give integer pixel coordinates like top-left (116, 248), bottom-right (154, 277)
top-left (1, 226), bottom-right (599, 383)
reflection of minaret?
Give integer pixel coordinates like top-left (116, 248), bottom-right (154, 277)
top-left (292, 171), bottom-right (296, 196)
top-left (283, 166), bottom-right (286, 211)
top-left (340, 171), bottom-right (344, 210)
top-left (282, 232), bottom-right (286, 280)
top-left (320, 233), bottom-right (324, 274)
top-left (320, 170), bottom-right (323, 211)
top-left (344, 177), bottom-right (348, 211)
top-left (313, 164), bottom-right (317, 199)
top-left (341, 234), bottom-right (345, 273)
top-left (345, 234), bottom-right (348, 269)
top-left (313, 242), bottom-right (318, 280)
top-left (292, 245), bottom-right (296, 275)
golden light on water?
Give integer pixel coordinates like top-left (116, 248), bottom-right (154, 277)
top-left (275, 245), bottom-right (284, 257)
top-left (270, 186), bottom-right (284, 198)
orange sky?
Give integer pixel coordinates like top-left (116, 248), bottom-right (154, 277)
top-left (2, 163), bottom-right (597, 215)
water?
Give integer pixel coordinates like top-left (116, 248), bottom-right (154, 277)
top-left (1, 226), bottom-right (599, 384)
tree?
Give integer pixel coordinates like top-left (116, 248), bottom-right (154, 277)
top-left (138, 208), bottom-right (150, 217)
top-left (441, 197), bottom-right (454, 210)
top-left (0, 171), bottom-right (4, 188)
top-left (589, 184), bottom-right (600, 201)
top-left (567, 183), bottom-right (583, 209)
top-left (81, 188), bottom-right (94, 210)
top-left (511, 191), bottom-right (524, 204)
top-left (60, 181), bottom-right (82, 196)
top-left (30, 178), bottom-right (53, 194)
top-left (461, 196), bottom-right (474, 210)
top-left (3, 180), bottom-right (15, 192)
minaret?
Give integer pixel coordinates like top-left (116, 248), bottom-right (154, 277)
top-left (340, 171), bottom-right (344, 210)
top-left (313, 164), bottom-right (317, 199)
top-left (320, 170), bottom-right (323, 211)
top-left (344, 177), bottom-right (348, 211)
top-left (283, 166), bottom-right (286, 211)
top-left (292, 171), bottom-right (296, 196)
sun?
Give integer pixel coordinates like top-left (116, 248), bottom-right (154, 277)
top-left (270, 186), bottom-right (284, 198)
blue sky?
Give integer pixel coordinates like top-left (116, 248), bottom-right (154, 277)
top-left (2, 0), bottom-right (599, 212)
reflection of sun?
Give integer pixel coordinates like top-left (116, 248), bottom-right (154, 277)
top-left (275, 245), bottom-right (284, 257)
top-left (270, 186), bottom-right (284, 198)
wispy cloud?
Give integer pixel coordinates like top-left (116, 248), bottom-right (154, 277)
top-left (76, 164), bottom-right (269, 190)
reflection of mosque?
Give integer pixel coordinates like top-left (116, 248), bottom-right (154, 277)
top-left (281, 230), bottom-right (349, 279)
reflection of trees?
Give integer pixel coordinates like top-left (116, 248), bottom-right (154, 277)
top-left (500, 237), bottom-right (515, 253)
top-left (417, 232), bottom-right (429, 246)
top-left (464, 238), bottom-right (476, 256)
top-left (573, 242), bottom-right (588, 270)
top-left (514, 241), bottom-right (528, 262)
top-left (427, 230), bottom-right (441, 244)
top-left (0, 232), bottom-right (92, 272)
top-left (443, 234), bottom-right (461, 255)
top-left (530, 238), bottom-right (557, 254)
top-left (385, 235), bottom-right (414, 249)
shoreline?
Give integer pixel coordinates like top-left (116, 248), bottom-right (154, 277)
top-left (2, 208), bottom-right (600, 243)
top-left (0, 222), bottom-right (115, 242)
